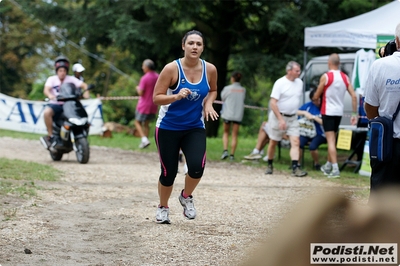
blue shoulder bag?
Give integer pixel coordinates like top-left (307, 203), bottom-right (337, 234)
top-left (369, 102), bottom-right (400, 162)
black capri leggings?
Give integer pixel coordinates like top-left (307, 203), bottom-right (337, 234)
top-left (155, 127), bottom-right (206, 187)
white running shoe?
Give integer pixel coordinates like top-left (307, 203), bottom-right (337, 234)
top-left (139, 140), bottom-right (150, 149)
top-left (156, 206), bottom-right (170, 224)
top-left (327, 170), bottom-right (340, 178)
top-left (262, 155), bottom-right (269, 162)
top-left (320, 162), bottom-right (332, 175)
top-left (178, 190), bottom-right (196, 219)
top-left (244, 153), bottom-right (262, 160)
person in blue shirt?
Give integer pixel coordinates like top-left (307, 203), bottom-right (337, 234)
top-left (152, 30), bottom-right (218, 224)
top-left (297, 89), bottom-right (326, 170)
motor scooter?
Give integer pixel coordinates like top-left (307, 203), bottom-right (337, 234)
top-left (42, 83), bottom-right (93, 164)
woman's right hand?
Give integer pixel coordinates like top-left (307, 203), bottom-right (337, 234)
top-left (177, 88), bottom-right (191, 100)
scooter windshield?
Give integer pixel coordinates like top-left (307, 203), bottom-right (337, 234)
top-left (58, 83), bottom-right (79, 101)
top-left (62, 101), bottom-right (88, 119)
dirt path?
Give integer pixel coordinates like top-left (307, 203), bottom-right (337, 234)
top-left (0, 137), bottom-right (364, 266)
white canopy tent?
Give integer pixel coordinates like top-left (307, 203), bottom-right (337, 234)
top-left (304, 0), bottom-right (400, 49)
top-left (303, 1), bottom-right (400, 176)
top-left (302, 0), bottom-right (400, 103)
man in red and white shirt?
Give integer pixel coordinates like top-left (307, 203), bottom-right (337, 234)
top-left (313, 53), bottom-right (357, 178)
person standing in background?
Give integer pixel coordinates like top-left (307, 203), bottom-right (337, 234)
top-left (313, 53), bottom-right (357, 178)
top-left (135, 59), bottom-right (159, 149)
top-left (220, 71), bottom-right (246, 161)
top-left (364, 22), bottom-right (400, 196)
top-left (72, 63), bottom-right (85, 81)
top-left (153, 30), bottom-right (218, 224)
top-left (264, 61), bottom-right (307, 177)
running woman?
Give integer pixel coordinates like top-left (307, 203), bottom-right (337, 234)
top-left (153, 30), bottom-right (218, 224)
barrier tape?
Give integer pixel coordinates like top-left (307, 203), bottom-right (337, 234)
top-left (99, 96), bottom-right (367, 118)
top-left (213, 100), bottom-right (268, 111)
top-left (100, 96), bottom-right (140, 100)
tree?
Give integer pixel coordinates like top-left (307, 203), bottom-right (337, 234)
top-left (21, 0), bottom-right (305, 135)
top-left (0, 1), bottom-right (54, 97)
top-left (14, 0), bottom-right (394, 135)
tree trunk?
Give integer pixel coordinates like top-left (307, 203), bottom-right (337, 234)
top-left (204, 33), bottom-right (231, 137)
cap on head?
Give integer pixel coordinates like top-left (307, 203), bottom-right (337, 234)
top-left (72, 63), bottom-right (85, 73)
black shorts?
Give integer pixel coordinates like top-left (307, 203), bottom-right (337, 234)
top-left (322, 115), bottom-right (342, 133)
top-left (135, 111), bottom-right (155, 122)
top-left (48, 104), bottom-right (63, 121)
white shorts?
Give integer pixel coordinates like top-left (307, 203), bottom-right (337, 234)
top-left (267, 112), bottom-right (299, 141)
top-left (262, 122), bottom-right (271, 135)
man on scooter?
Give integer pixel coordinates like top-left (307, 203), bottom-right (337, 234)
top-left (40, 56), bottom-right (90, 149)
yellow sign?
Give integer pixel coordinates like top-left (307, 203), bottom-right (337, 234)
top-left (336, 129), bottom-right (352, 150)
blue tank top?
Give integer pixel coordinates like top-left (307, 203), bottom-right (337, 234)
top-left (156, 59), bottom-right (210, 130)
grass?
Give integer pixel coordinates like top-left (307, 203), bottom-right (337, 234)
top-left (0, 138), bottom-right (62, 220)
top-left (0, 157), bottom-right (60, 198)
top-left (0, 127), bottom-right (370, 201)
top-left (0, 155), bottom-right (61, 220)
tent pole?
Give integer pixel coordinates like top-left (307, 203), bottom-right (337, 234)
top-left (303, 47), bottom-right (308, 104)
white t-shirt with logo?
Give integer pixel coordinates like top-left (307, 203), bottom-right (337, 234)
top-left (364, 52), bottom-right (400, 138)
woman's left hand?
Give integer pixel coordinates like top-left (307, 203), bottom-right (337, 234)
top-left (205, 108), bottom-right (218, 121)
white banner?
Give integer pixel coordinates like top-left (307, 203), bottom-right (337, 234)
top-left (0, 93), bottom-right (104, 135)
top-left (304, 30), bottom-right (377, 49)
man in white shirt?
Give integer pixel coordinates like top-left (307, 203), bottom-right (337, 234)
top-left (364, 22), bottom-right (400, 196)
top-left (265, 61), bottom-right (307, 177)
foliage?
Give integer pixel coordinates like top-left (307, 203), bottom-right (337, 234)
top-left (101, 73), bottom-right (140, 124)
top-left (0, 2), bottom-right (53, 97)
top-left (28, 82), bottom-right (45, 101)
top-left (2, 0), bottom-right (393, 135)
